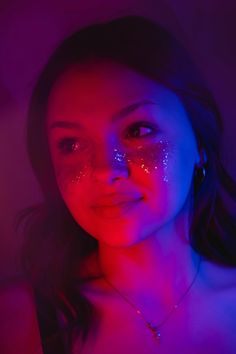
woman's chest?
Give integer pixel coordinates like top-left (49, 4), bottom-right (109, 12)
top-left (73, 292), bottom-right (236, 354)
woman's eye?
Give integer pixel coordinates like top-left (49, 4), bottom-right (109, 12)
top-left (126, 123), bottom-right (156, 139)
top-left (57, 138), bottom-right (82, 155)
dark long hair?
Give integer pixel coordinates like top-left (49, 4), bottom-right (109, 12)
top-left (18, 15), bottom-right (236, 353)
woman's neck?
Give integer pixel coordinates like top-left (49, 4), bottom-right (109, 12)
top-left (97, 213), bottom-right (201, 309)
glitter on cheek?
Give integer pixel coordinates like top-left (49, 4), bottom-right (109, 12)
top-left (126, 140), bottom-right (172, 182)
top-left (56, 147), bottom-right (129, 188)
top-left (162, 144), bottom-right (170, 182)
top-left (53, 140), bottom-right (172, 190)
top-left (54, 159), bottom-right (91, 194)
top-left (70, 164), bottom-right (90, 183)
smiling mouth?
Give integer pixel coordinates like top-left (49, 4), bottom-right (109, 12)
top-left (91, 198), bottom-right (142, 219)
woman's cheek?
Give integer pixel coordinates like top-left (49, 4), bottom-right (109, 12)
top-left (126, 140), bottom-right (173, 183)
top-left (53, 157), bottom-right (90, 197)
top-left (53, 139), bottom-right (174, 196)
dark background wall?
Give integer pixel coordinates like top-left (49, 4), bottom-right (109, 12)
top-left (0, 0), bottom-right (235, 276)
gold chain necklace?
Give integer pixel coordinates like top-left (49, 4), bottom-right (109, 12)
top-left (103, 256), bottom-right (201, 341)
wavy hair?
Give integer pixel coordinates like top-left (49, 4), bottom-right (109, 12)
top-left (18, 15), bottom-right (236, 353)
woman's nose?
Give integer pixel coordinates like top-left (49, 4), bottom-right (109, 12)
top-left (91, 145), bottom-right (130, 184)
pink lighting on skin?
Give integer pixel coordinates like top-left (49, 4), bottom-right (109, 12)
top-left (54, 140), bottom-right (171, 186)
top-left (44, 60), bottom-right (236, 353)
top-left (47, 60), bottom-right (199, 249)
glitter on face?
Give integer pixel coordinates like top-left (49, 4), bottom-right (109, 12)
top-left (113, 148), bottom-right (127, 163)
top-left (71, 166), bottom-right (90, 183)
top-left (162, 143), bottom-right (170, 182)
top-left (126, 140), bottom-right (171, 182)
top-left (68, 139), bottom-right (171, 185)
top-left (56, 161), bottom-right (90, 190)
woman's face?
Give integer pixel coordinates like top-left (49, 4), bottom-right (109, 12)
top-left (47, 60), bottom-right (200, 247)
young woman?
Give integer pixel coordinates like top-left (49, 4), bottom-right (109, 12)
top-left (6, 15), bottom-right (236, 354)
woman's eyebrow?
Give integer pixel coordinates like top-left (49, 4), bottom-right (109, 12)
top-left (49, 99), bottom-right (157, 130)
top-left (111, 99), bottom-right (157, 122)
top-left (49, 120), bottom-right (83, 130)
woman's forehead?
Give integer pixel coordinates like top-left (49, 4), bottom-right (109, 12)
top-left (48, 60), bottom-right (169, 102)
top-left (46, 60), bottom-right (186, 130)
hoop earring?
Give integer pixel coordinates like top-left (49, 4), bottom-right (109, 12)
top-left (194, 164), bottom-right (207, 188)
top-left (194, 148), bottom-right (208, 185)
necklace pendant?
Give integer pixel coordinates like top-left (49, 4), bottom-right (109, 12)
top-left (146, 322), bottom-right (161, 341)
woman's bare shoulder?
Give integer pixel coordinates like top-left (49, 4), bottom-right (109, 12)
top-left (201, 260), bottom-right (236, 328)
top-left (0, 275), bottom-right (43, 354)
top-left (201, 259), bottom-right (236, 290)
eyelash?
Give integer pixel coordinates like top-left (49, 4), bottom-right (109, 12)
top-left (57, 137), bottom-right (82, 155)
top-left (125, 121), bottom-right (158, 139)
top-left (56, 122), bottom-right (158, 155)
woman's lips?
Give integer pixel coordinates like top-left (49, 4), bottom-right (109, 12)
top-left (91, 197), bottom-right (142, 219)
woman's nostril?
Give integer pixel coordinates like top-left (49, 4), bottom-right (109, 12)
top-left (91, 151), bottom-right (130, 183)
